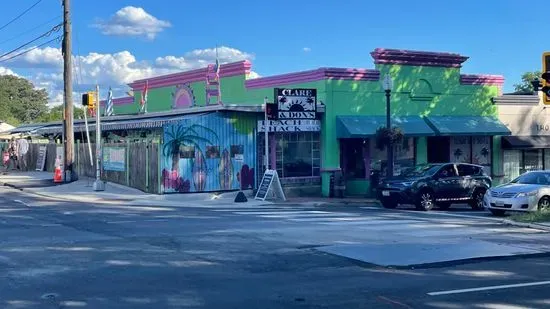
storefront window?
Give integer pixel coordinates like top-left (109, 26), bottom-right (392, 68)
top-left (503, 149), bottom-right (545, 183)
top-left (448, 136), bottom-right (492, 174)
top-left (276, 132), bottom-right (320, 178)
top-left (370, 137), bottom-right (415, 176)
top-left (524, 149), bottom-right (543, 172)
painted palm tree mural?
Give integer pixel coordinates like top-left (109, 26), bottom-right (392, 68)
top-left (162, 113), bottom-right (257, 193)
top-left (162, 123), bottom-right (219, 192)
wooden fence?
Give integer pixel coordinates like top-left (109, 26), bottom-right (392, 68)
top-left (9, 141), bottom-right (161, 194)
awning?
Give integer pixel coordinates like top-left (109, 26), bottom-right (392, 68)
top-left (336, 115), bottom-right (436, 138)
top-left (425, 116), bottom-right (511, 136)
top-left (502, 136), bottom-right (550, 149)
top-left (8, 124), bottom-right (47, 134)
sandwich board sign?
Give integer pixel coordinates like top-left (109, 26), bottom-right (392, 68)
top-left (35, 145), bottom-right (47, 171)
top-left (255, 169), bottom-right (286, 201)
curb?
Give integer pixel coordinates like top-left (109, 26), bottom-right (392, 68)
top-left (501, 219), bottom-right (550, 232)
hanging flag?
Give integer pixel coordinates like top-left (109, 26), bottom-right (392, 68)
top-left (140, 81), bottom-right (148, 113)
top-left (106, 87), bottom-right (114, 116)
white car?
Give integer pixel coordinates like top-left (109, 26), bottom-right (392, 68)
top-left (484, 171), bottom-right (550, 216)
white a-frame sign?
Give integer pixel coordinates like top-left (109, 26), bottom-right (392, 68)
top-left (254, 169), bottom-right (286, 201)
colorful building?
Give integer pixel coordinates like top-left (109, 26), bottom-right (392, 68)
top-left (493, 92), bottom-right (550, 183)
top-left (20, 48), bottom-right (511, 196)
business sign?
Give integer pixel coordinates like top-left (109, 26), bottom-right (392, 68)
top-left (275, 88), bottom-right (317, 119)
top-left (103, 147), bottom-right (126, 172)
top-left (255, 169), bottom-right (286, 201)
top-left (258, 119), bottom-right (321, 132)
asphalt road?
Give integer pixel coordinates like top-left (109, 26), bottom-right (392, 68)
top-left (1, 187), bottom-right (550, 308)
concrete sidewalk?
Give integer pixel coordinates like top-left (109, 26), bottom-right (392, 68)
top-left (0, 171), bottom-right (272, 208)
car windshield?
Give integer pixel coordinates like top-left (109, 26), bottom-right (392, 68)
top-left (402, 164), bottom-right (441, 177)
top-left (510, 172), bottom-right (550, 185)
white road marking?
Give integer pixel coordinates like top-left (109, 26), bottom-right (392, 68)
top-left (106, 220), bottom-right (136, 224)
top-left (144, 219), bottom-right (168, 222)
top-left (427, 280), bottom-right (550, 296)
top-left (13, 199), bottom-right (30, 207)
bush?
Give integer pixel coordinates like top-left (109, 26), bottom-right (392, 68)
top-left (375, 126), bottom-right (404, 151)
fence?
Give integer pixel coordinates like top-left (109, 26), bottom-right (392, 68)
top-left (8, 141), bottom-right (161, 194)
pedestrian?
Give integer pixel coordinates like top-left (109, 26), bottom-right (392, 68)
top-left (16, 136), bottom-right (29, 171)
top-left (5, 137), bottom-right (17, 171)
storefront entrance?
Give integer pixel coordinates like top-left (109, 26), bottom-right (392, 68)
top-left (427, 137), bottom-right (450, 163)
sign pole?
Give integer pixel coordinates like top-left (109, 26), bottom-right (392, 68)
top-left (264, 96), bottom-right (269, 171)
top-left (93, 84), bottom-right (105, 191)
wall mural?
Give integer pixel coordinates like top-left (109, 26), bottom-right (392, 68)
top-left (172, 83), bottom-right (195, 109)
top-left (161, 113), bottom-right (256, 193)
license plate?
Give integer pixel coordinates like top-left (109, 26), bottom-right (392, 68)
top-left (382, 190), bottom-right (390, 197)
top-left (495, 200), bottom-right (504, 207)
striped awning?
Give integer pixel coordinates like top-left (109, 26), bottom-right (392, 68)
top-left (36, 113), bottom-right (208, 135)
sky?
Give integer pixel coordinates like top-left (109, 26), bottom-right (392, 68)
top-left (0, 0), bottom-right (543, 105)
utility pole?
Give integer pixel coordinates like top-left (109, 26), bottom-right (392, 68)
top-left (62, 0), bottom-right (76, 182)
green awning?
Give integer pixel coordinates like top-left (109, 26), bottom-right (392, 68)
top-left (425, 116), bottom-right (511, 136)
top-left (336, 115), bottom-right (436, 138)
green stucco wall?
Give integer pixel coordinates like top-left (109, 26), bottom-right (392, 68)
top-left (416, 137), bottom-right (428, 165)
top-left (321, 64), bottom-right (500, 196)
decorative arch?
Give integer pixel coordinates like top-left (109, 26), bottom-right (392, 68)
top-left (172, 84), bottom-right (196, 109)
top-left (409, 78), bottom-right (436, 101)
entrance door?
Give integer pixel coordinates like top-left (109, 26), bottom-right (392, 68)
top-left (428, 137), bottom-right (450, 163)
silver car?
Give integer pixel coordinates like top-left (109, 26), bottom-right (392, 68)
top-left (484, 171), bottom-right (550, 216)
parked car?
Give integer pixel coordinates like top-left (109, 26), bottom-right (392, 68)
top-left (485, 171), bottom-right (550, 216)
top-left (377, 163), bottom-right (491, 211)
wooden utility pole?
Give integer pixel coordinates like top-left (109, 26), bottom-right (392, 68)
top-left (62, 0), bottom-right (76, 181)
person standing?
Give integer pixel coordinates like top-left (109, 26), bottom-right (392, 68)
top-left (5, 137), bottom-right (18, 171)
top-left (16, 136), bottom-right (29, 171)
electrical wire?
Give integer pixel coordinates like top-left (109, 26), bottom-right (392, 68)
top-left (0, 35), bottom-right (62, 64)
top-left (0, 0), bottom-right (44, 33)
top-left (0, 15), bottom-right (61, 46)
top-left (0, 23), bottom-right (62, 60)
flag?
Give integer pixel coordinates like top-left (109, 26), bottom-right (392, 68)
top-left (213, 58), bottom-right (220, 75)
top-left (105, 87), bottom-right (114, 116)
top-left (140, 81), bottom-right (148, 113)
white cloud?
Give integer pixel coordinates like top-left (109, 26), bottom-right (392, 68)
top-left (303, 47), bottom-right (312, 53)
top-left (2, 46), bottom-right (255, 106)
top-left (0, 66), bottom-right (18, 76)
top-left (93, 6), bottom-right (171, 40)
top-left (155, 46), bottom-right (255, 70)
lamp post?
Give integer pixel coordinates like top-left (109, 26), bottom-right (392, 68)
top-left (382, 74), bottom-right (394, 178)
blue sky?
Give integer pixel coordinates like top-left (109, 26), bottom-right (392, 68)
top-left (0, 0), bottom-right (543, 103)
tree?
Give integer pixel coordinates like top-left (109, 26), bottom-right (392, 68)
top-left (513, 71), bottom-right (541, 93)
top-left (0, 75), bottom-right (49, 124)
top-left (37, 105), bottom-right (85, 123)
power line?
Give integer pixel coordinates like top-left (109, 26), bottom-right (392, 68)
top-left (0, 15), bottom-right (61, 46)
top-left (0, 35), bottom-right (62, 64)
top-left (0, 0), bottom-right (44, 33)
top-left (0, 23), bottom-right (62, 60)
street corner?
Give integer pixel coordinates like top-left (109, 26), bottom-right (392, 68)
top-left (314, 240), bottom-right (550, 269)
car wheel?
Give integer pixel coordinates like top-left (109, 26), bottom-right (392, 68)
top-left (538, 196), bottom-right (550, 211)
top-left (470, 188), bottom-right (486, 211)
top-left (490, 209), bottom-right (506, 216)
top-left (437, 202), bottom-right (451, 210)
top-left (380, 199), bottom-right (397, 209)
top-left (415, 190), bottom-right (434, 211)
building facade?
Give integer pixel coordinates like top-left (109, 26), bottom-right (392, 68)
top-left (494, 93), bottom-right (550, 183)
top-left (16, 48), bottom-right (510, 196)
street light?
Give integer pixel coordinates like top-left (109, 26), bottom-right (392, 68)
top-left (382, 74), bottom-right (394, 178)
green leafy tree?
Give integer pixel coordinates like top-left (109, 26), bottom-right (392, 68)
top-left (37, 105), bottom-right (85, 123)
top-left (0, 75), bottom-right (49, 124)
top-left (513, 71), bottom-right (541, 93)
